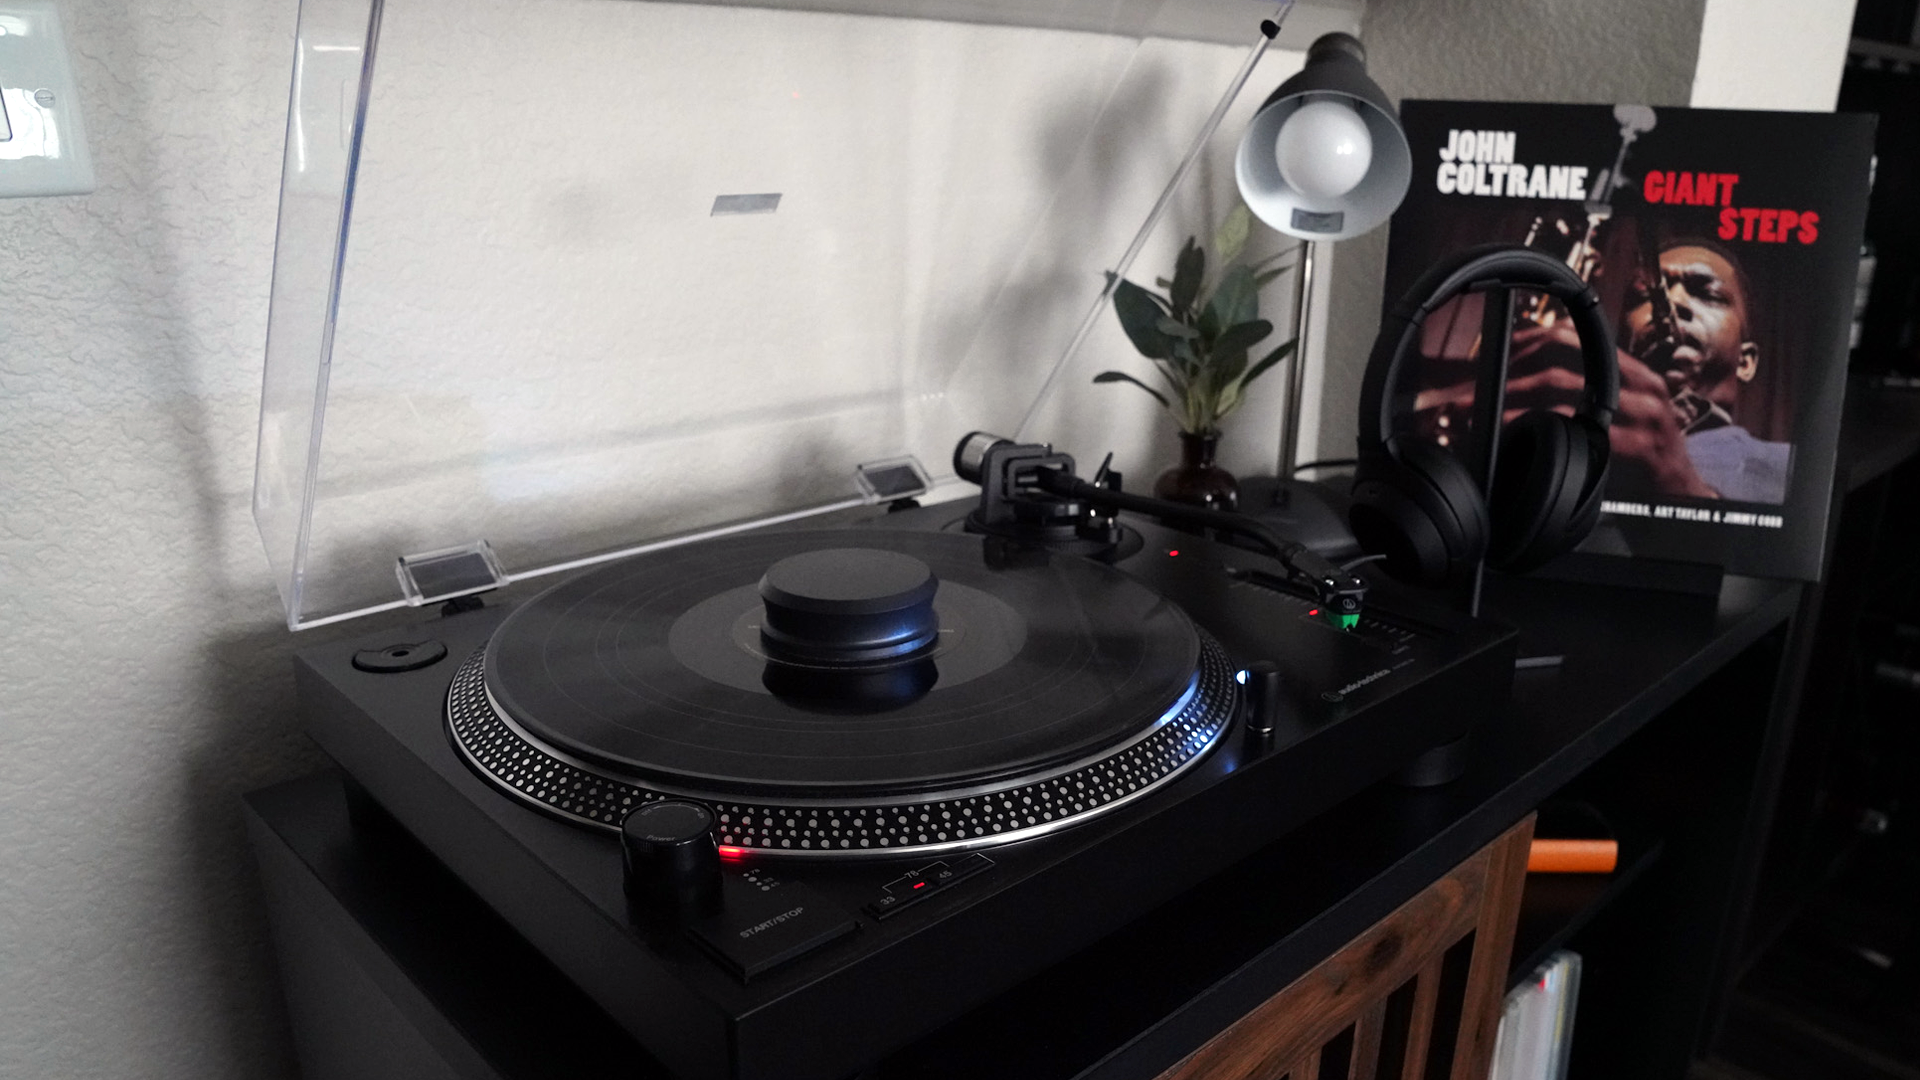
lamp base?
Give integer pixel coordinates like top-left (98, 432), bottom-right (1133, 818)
top-left (1234, 475), bottom-right (1364, 562)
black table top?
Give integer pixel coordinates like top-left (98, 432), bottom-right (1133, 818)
top-left (247, 379), bottom-right (1920, 1078)
top-left (876, 381), bottom-right (1914, 1076)
top-left (858, 571), bottom-right (1802, 1080)
top-left (249, 568), bottom-right (1801, 1080)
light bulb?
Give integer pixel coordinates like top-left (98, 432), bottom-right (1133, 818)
top-left (1273, 99), bottom-right (1373, 200)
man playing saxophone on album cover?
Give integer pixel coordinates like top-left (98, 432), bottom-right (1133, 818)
top-left (1414, 237), bottom-right (1792, 504)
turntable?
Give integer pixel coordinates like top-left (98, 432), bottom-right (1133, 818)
top-left (252, 6), bottom-right (1513, 1077)
top-left (290, 433), bottom-right (1513, 1080)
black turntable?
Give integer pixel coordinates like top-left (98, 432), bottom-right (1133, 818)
top-left (295, 437), bottom-right (1514, 1080)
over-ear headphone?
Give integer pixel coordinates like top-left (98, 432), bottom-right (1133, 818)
top-left (1350, 244), bottom-right (1620, 586)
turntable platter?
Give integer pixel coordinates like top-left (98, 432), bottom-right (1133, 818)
top-left (448, 531), bottom-right (1238, 857)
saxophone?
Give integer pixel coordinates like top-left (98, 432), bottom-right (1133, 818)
top-left (1525, 104), bottom-right (1656, 327)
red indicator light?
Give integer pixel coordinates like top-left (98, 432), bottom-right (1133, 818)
top-left (718, 846), bottom-right (748, 859)
top-left (912, 881), bottom-right (926, 890)
top-left (1309, 608), bottom-right (1320, 616)
top-left (1167, 549), bottom-right (1180, 557)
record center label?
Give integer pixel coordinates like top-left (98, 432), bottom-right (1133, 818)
top-left (668, 579), bottom-right (1024, 694)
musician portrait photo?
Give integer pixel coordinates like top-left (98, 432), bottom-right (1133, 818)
top-left (1500, 237), bottom-right (1791, 504)
top-left (1397, 223), bottom-right (1802, 508)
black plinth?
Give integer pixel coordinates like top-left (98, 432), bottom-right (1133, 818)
top-left (253, 564), bottom-right (1799, 1079)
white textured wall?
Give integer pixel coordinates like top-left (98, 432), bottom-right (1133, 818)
top-left (0, 2), bottom-right (313, 1077)
top-left (1691, 0), bottom-right (1855, 110)
top-left (0, 1), bottom-right (1275, 1076)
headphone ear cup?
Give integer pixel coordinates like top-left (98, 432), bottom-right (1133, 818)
top-left (1349, 472), bottom-right (1451, 586)
top-left (1488, 412), bottom-right (1605, 571)
top-left (1349, 442), bottom-right (1489, 587)
top-left (1559, 417), bottom-right (1612, 547)
top-left (1486, 411), bottom-right (1573, 569)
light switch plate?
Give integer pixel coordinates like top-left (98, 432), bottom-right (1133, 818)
top-left (0, 0), bottom-right (94, 197)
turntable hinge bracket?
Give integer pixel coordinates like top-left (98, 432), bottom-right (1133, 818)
top-left (396, 540), bottom-right (509, 609)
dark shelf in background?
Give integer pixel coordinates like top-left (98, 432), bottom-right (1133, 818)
top-left (1840, 379), bottom-right (1920, 492)
top-left (1508, 838), bottom-right (1666, 990)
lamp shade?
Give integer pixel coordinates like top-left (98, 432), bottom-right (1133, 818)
top-left (1235, 33), bottom-right (1410, 241)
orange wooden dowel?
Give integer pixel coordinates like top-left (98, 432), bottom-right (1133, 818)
top-left (1527, 838), bottom-right (1618, 873)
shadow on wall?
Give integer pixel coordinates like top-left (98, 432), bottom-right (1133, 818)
top-left (79, 4), bottom-right (316, 1074)
top-left (936, 53), bottom-right (1224, 450)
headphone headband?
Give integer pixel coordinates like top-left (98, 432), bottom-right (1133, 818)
top-left (1357, 244), bottom-right (1619, 459)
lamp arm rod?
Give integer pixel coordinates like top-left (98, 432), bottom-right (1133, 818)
top-left (1277, 237), bottom-right (1314, 476)
top-left (1012, 2), bottom-right (1295, 441)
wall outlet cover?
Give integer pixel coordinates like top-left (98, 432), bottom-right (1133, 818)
top-left (0, 0), bottom-right (95, 197)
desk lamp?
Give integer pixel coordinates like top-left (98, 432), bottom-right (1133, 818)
top-left (1237, 33), bottom-right (1410, 245)
top-left (1015, 22), bottom-right (1408, 550)
top-left (1235, 32), bottom-right (1410, 547)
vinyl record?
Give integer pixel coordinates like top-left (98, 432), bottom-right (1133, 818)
top-left (482, 530), bottom-right (1203, 798)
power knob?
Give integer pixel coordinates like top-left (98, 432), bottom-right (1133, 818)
top-left (622, 800), bottom-right (723, 919)
top-left (1242, 661), bottom-right (1282, 739)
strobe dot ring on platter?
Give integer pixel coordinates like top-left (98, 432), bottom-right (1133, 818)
top-left (447, 632), bottom-right (1237, 858)
top-left (445, 530), bottom-right (1241, 859)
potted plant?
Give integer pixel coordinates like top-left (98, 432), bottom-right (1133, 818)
top-left (1095, 204), bottom-right (1296, 510)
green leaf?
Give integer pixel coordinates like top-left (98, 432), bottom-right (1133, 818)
top-left (1214, 319), bottom-right (1273, 357)
top-left (1196, 294), bottom-right (1223, 340)
top-left (1253, 264), bottom-right (1294, 291)
top-left (1170, 236), bottom-right (1204, 316)
top-left (1092, 370), bottom-right (1170, 410)
top-left (1154, 317), bottom-right (1200, 340)
top-left (1216, 382), bottom-right (1244, 419)
top-left (1207, 322), bottom-right (1269, 392)
top-left (1213, 204), bottom-right (1252, 267)
top-left (1170, 338), bottom-right (1199, 375)
top-left (1208, 328), bottom-right (1258, 394)
top-left (1203, 265), bottom-right (1259, 332)
top-left (1210, 347), bottom-right (1250, 395)
top-left (1247, 248), bottom-right (1291, 273)
top-left (1112, 278), bottom-right (1175, 359)
top-left (1241, 337), bottom-right (1297, 388)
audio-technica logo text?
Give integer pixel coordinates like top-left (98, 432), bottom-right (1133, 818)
top-left (739, 908), bottom-right (805, 939)
top-left (1323, 668), bottom-right (1392, 703)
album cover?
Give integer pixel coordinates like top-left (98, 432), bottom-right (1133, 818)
top-left (1384, 101), bottom-right (1876, 581)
